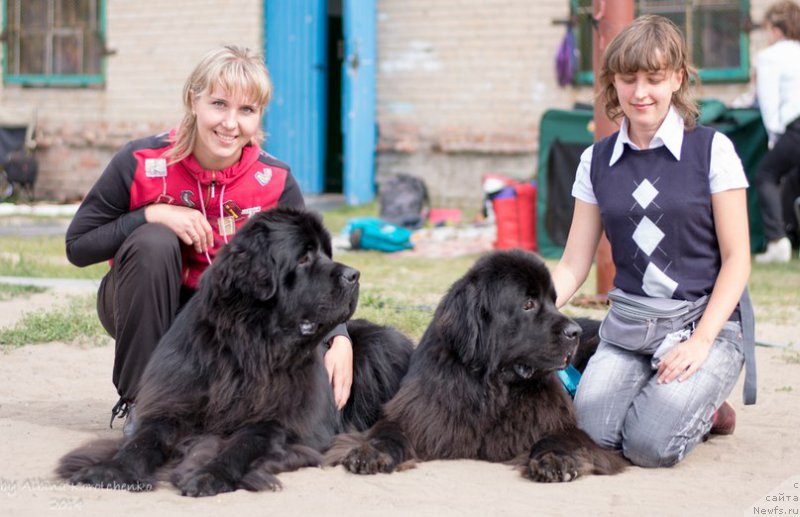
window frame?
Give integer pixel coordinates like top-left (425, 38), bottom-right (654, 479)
top-left (2, 0), bottom-right (107, 87)
top-left (570, 0), bottom-right (751, 85)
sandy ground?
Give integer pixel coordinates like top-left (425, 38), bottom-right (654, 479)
top-left (1, 284), bottom-right (799, 517)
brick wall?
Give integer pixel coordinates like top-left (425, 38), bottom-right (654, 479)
top-left (0, 0), bottom-right (773, 206)
top-left (375, 0), bottom-right (772, 208)
top-left (0, 1), bottom-right (262, 201)
top-left (375, 0), bottom-right (578, 208)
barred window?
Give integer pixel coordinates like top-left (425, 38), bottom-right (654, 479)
top-left (3, 0), bottom-right (106, 86)
top-left (571, 0), bottom-right (750, 84)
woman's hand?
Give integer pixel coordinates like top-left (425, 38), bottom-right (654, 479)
top-left (324, 335), bottom-right (353, 409)
top-left (656, 334), bottom-right (714, 384)
top-left (145, 204), bottom-right (214, 253)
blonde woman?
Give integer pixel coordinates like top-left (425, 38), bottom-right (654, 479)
top-left (67, 46), bottom-right (353, 434)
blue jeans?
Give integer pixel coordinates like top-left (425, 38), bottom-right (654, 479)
top-left (573, 321), bottom-right (744, 467)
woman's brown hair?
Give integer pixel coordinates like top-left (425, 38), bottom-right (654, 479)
top-left (598, 15), bottom-right (700, 129)
top-left (764, 0), bottom-right (800, 41)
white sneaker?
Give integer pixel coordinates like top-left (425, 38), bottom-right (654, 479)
top-left (755, 237), bottom-right (792, 264)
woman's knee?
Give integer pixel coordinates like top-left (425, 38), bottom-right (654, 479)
top-left (127, 224), bottom-right (179, 255)
top-left (114, 224), bottom-right (182, 287)
top-left (117, 224), bottom-right (181, 267)
top-left (755, 164), bottom-right (786, 191)
top-left (621, 427), bottom-right (681, 468)
top-left (621, 409), bottom-right (706, 468)
top-left (574, 394), bottom-right (622, 450)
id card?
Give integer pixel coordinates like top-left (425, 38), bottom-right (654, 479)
top-left (218, 216), bottom-right (236, 237)
top-left (145, 158), bottom-right (167, 178)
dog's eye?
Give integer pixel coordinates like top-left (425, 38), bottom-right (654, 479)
top-left (523, 298), bottom-right (539, 311)
top-left (298, 253), bottom-right (311, 266)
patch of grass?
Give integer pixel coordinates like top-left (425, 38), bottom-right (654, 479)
top-left (781, 346), bottom-right (800, 365)
top-left (775, 385), bottom-right (793, 393)
top-left (749, 260), bottom-right (800, 317)
top-left (0, 282), bottom-right (46, 300)
top-left (0, 295), bottom-right (108, 349)
top-left (354, 289), bottom-right (436, 341)
top-left (342, 250), bottom-right (479, 340)
top-left (319, 201), bottom-right (379, 235)
top-left (0, 234), bottom-right (109, 279)
top-left (1, 211), bottom-right (799, 347)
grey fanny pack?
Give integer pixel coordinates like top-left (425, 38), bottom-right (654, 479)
top-left (599, 288), bottom-right (708, 355)
top-left (598, 287), bottom-right (757, 406)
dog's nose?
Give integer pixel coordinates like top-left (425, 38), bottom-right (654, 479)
top-left (340, 266), bottom-right (360, 285)
top-left (562, 321), bottom-right (582, 341)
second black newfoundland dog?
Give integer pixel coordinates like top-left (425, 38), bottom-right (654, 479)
top-left (327, 250), bottom-right (627, 482)
top-left (57, 208), bottom-right (413, 496)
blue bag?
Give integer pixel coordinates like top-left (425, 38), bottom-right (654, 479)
top-left (346, 217), bottom-right (414, 253)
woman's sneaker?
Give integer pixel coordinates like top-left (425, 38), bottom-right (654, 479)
top-left (755, 237), bottom-right (791, 264)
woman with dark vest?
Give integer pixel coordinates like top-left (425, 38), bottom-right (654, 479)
top-left (66, 46), bottom-right (354, 434)
top-left (551, 16), bottom-right (754, 467)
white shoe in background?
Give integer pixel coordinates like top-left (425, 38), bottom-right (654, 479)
top-left (755, 237), bottom-right (792, 264)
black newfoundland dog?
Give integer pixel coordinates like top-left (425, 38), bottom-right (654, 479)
top-left (57, 208), bottom-right (413, 496)
top-left (327, 250), bottom-right (627, 482)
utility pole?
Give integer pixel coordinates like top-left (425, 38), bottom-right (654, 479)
top-left (591, 0), bottom-right (634, 303)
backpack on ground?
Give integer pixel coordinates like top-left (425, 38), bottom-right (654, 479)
top-left (379, 174), bottom-right (429, 229)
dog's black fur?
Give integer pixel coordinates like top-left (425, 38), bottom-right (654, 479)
top-left (327, 250), bottom-right (627, 482)
top-left (57, 208), bottom-right (413, 496)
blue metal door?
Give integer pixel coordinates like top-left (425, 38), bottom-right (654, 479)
top-left (342, 0), bottom-right (376, 205)
top-left (264, 1), bottom-right (328, 194)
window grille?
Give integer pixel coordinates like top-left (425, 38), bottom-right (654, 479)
top-left (570, 0), bottom-right (750, 84)
top-left (3, 0), bottom-right (105, 86)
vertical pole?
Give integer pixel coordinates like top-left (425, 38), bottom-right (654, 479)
top-left (592, 0), bottom-right (633, 301)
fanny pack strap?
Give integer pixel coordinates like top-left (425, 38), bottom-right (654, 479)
top-left (740, 287), bottom-right (757, 405)
top-left (682, 296), bottom-right (709, 328)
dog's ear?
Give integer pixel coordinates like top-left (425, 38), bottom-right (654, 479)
top-left (435, 281), bottom-right (485, 365)
top-left (211, 233), bottom-right (278, 302)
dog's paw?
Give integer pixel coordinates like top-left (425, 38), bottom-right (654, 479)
top-left (239, 470), bottom-right (283, 492)
top-left (179, 470), bottom-right (236, 497)
top-left (526, 450), bottom-right (582, 483)
top-left (70, 463), bottom-right (152, 491)
top-left (341, 443), bottom-right (396, 475)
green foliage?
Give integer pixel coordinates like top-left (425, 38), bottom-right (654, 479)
top-left (339, 250), bottom-right (477, 341)
top-left (0, 295), bottom-right (107, 349)
top-left (0, 282), bottom-right (46, 300)
top-left (354, 289), bottom-right (435, 342)
top-left (319, 201), bottom-right (379, 235)
top-left (0, 234), bottom-right (109, 279)
top-left (749, 260), bottom-right (800, 325)
top-left (781, 346), bottom-right (800, 365)
top-left (1, 211), bottom-right (799, 348)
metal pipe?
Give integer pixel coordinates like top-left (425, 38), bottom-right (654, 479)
top-left (592, 0), bottom-right (633, 301)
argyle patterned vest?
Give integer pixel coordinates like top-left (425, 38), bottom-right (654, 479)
top-left (590, 126), bottom-right (720, 301)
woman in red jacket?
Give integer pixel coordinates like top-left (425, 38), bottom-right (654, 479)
top-left (66, 46), bottom-right (353, 434)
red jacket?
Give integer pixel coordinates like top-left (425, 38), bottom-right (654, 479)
top-left (66, 131), bottom-right (304, 288)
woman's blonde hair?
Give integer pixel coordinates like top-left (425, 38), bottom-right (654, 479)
top-left (764, 0), bottom-right (800, 40)
top-left (166, 45), bottom-right (272, 164)
top-left (598, 14), bottom-right (700, 129)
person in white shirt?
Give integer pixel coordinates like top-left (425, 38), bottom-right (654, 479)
top-left (753, 0), bottom-right (800, 263)
top-left (552, 15), bottom-right (753, 467)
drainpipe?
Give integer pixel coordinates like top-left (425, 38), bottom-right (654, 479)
top-left (591, 0), bottom-right (633, 302)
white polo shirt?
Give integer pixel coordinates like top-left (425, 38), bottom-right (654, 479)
top-left (572, 107), bottom-right (749, 204)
